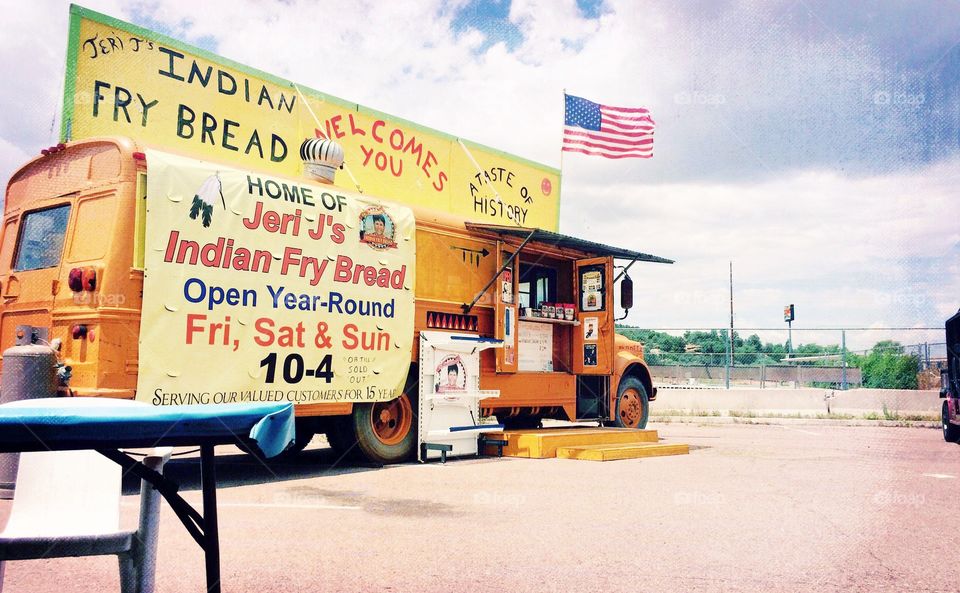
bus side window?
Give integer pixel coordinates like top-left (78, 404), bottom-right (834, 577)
top-left (12, 205), bottom-right (71, 272)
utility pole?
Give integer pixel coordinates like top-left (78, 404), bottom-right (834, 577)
top-left (784, 304), bottom-right (795, 356)
top-left (841, 329), bottom-right (847, 391)
top-left (729, 261), bottom-right (734, 363)
top-left (788, 319), bottom-right (792, 355)
top-left (724, 329), bottom-right (731, 389)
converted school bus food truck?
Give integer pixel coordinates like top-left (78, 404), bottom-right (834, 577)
top-left (0, 136), bottom-right (673, 464)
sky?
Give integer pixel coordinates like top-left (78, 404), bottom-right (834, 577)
top-left (1, 0), bottom-right (957, 350)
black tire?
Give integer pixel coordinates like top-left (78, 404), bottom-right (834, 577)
top-left (235, 433), bottom-right (282, 465)
top-left (325, 416), bottom-right (363, 460)
top-left (274, 422), bottom-right (316, 458)
top-left (613, 376), bottom-right (650, 429)
top-left (943, 401), bottom-right (960, 443)
top-left (351, 391), bottom-right (417, 464)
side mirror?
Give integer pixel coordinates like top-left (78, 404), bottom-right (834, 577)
top-left (620, 274), bottom-right (634, 312)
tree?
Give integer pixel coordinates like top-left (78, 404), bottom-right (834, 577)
top-left (855, 341), bottom-right (919, 389)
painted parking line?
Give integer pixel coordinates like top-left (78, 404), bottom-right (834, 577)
top-left (218, 502), bottom-right (362, 510)
top-left (778, 425), bottom-right (822, 436)
top-left (921, 473), bottom-right (956, 479)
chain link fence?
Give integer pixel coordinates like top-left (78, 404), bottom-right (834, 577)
top-left (617, 327), bottom-right (946, 390)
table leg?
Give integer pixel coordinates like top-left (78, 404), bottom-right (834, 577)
top-left (200, 444), bottom-right (221, 593)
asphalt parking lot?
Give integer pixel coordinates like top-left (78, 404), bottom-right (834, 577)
top-left (1, 422), bottom-right (957, 593)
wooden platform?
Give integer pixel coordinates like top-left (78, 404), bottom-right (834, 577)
top-left (557, 442), bottom-right (690, 461)
top-left (480, 427), bottom-right (687, 461)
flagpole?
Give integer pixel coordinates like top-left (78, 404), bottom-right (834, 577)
top-left (559, 88), bottom-right (567, 230)
top-left (560, 88), bottom-right (567, 175)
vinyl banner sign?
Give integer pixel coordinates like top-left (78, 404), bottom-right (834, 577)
top-left (63, 5), bottom-right (560, 230)
top-left (137, 150), bottom-right (416, 405)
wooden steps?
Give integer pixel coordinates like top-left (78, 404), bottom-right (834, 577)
top-left (557, 442), bottom-right (690, 461)
top-left (480, 427), bottom-right (687, 461)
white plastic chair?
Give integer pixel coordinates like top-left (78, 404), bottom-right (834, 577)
top-left (0, 447), bottom-right (172, 593)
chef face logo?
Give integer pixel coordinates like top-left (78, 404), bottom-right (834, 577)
top-left (358, 206), bottom-right (398, 250)
top-left (434, 354), bottom-right (466, 393)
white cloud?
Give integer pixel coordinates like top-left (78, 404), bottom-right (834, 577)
top-left (0, 0), bottom-right (954, 346)
top-left (574, 156), bottom-right (960, 346)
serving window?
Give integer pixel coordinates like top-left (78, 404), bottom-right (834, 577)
top-left (517, 258), bottom-right (572, 314)
top-left (518, 264), bottom-right (557, 310)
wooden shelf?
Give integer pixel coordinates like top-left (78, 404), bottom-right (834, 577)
top-left (519, 315), bottom-right (580, 326)
top-left (425, 390), bottom-right (500, 402)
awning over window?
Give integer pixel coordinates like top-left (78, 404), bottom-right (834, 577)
top-left (464, 223), bottom-right (674, 264)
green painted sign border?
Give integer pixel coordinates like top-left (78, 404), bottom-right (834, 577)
top-left (62, 3), bottom-right (561, 181)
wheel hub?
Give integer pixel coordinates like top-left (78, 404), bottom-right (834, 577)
top-left (370, 396), bottom-right (413, 446)
top-left (619, 389), bottom-right (642, 427)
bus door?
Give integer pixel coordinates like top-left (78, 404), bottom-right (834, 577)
top-left (572, 257), bottom-right (614, 418)
top-left (494, 242), bottom-right (519, 373)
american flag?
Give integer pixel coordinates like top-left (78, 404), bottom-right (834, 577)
top-left (562, 93), bottom-right (655, 159)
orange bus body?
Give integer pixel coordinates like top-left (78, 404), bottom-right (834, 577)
top-left (0, 137), bottom-right (660, 462)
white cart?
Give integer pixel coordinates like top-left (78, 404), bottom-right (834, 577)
top-left (417, 331), bottom-right (503, 462)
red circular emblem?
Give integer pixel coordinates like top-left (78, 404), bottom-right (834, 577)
top-left (541, 177), bottom-right (552, 196)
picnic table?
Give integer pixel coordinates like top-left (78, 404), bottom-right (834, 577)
top-left (0, 398), bottom-right (295, 593)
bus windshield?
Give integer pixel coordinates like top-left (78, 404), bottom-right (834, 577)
top-left (13, 205), bottom-right (71, 271)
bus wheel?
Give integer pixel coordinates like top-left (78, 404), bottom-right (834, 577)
top-left (943, 401), bottom-right (960, 443)
top-left (240, 421), bottom-right (315, 459)
top-left (353, 393), bottom-right (416, 464)
top-left (325, 416), bottom-right (361, 460)
top-left (276, 423), bottom-right (317, 457)
top-left (614, 377), bottom-right (649, 429)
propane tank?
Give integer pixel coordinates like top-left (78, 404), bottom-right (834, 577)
top-left (0, 331), bottom-right (58, 498)
top-left (1, 342), bottom-right (58, 404)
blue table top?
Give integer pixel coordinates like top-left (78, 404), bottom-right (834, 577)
top-left (0, 399), bottom-right (295, 457)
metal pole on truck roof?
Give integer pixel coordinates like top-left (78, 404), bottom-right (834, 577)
top-left (457, 138), bottom-right (503, 204)
top-left (461, 229), bottom-right (537, 314)
top-left (613, 257), bottom-right (640, 283)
